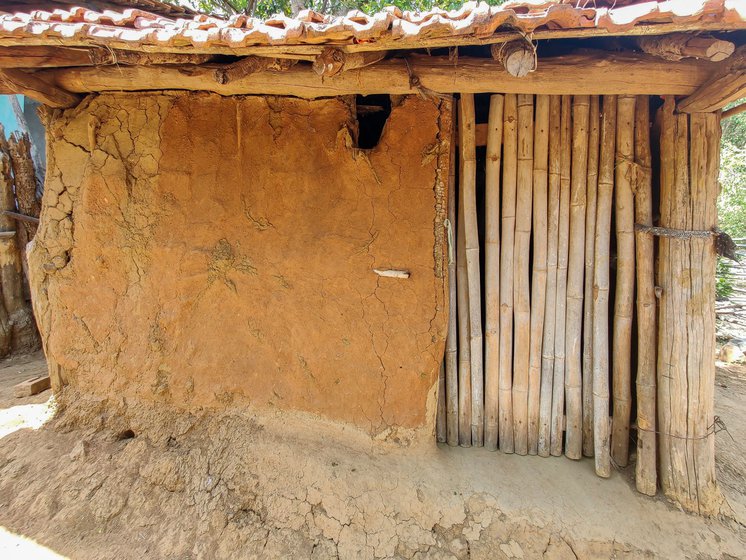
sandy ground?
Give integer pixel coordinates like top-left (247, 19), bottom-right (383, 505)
top-left (0, 354), bottom-right (744, 560)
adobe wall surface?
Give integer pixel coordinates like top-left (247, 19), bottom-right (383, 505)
top-left (29, 92), bottom-right (451, 437)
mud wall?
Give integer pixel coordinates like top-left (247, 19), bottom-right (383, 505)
top-left (28, 92), bottom-right (450, 436)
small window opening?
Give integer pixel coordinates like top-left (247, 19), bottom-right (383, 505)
top-left (355, 95), bottom-right (391, 149)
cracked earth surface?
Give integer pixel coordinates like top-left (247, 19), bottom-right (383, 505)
top-left (0, 378), bottom-right (745, 560)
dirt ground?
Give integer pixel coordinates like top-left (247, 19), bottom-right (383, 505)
top-left (0, 354), bottom-right (744, 559)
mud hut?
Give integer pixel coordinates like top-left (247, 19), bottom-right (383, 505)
top-left (0, 0), bottom-right (743, 516)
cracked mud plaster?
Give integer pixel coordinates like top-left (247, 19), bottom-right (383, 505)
top-left (29, 91), bottom-right (451, 438)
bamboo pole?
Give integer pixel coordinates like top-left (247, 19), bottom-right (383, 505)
top-left (437, 361), bottom-right (447, 442)
top-left (513, 94), bottom-right (534, 456)
top-left (484, 94), bottom-right (504, 451)
top-left (550, 95), bottom-right (572, 457)
top-left (499, 93), bottom-right (518, 454)
top-left (445, 102), bottom-right (459, 447)
top-left (460, 93), bottom-right (484, 448)
top-left (538, 95), bottom-right (562, 457)
top-left (593, 95), bottom-right (617, 478)
top-left (582, 96), bottom-right (600, 458)
top-left (633, 95), bottom-right (657, 495)
top-left (457, 163), bottom-right (472, 448)
top-left (565, 95), bottom-right (590, 460)
top-left (528, 94), bottom-right (549, 455)
top-left (611, 95), bottom-right (637, 468)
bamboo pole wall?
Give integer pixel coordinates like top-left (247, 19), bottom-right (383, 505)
top-left (437, 93), bottom-right (722, 512)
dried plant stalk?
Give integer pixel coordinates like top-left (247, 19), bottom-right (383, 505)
top-left (593, 95), bottom-right (617, 478)
top-left (499, 94), bottom-right (518, 453)
top-left (528, 94), bottom-right (549, 455)
top-left (550, 95), bottom-right (571, 457)
top-left (582, 96), bottom-right (600, 458)
top-left (484, 94), bottom-right (504, 451)
top-left (634, 95), bottom-right (657, 495)
top-left (512, 94), bottom-right (534, 456)
top-left (460, 94), bottom-right (484, 447)
top-left (564, 95), bottom-right (590, 460)
top-left (538, 95), bottom-right (562, 457)
top-left (611, 95), bottom-right (636, 468)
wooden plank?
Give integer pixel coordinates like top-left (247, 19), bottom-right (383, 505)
top-left (14, 375), bottom-right (51, 398)
top-left (0, 68), bottom-right (80, 108)
top-left (678, 46), bottom-right (746, 113)
top-left (43, 53), bottom-right (714, 98)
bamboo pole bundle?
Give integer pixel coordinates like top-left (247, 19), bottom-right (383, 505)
top-left (582, 96), bottom-right (600, 458)
top-left (528, 95), bottom-right (549, 455)
top-left (538, 95), bottom-right (562, 457)
top-left (593, 95), bottom-right (617, 478)
top-left (658, 99), bottom-right (721, 514)
top-left (499, 93), bottom-right (518, 453)
top-left (445, 102), bottom-right (459, 447)
top-left (459, 94), bottom-right (484, 448)
top-left (611, 95), bottom-right (636, 468)
top-left (565, 95), bottom-right (590, 460)
top-left (512, 94), bottom-right (534, 456)
top-left (550, 95), bottom-right (572, 457)
top-left (457, 167), bottom-right (472, 448)
top-left (484, 94), bottom-right (504, 451)
top-left (633, 95), bottom-right (657, 495)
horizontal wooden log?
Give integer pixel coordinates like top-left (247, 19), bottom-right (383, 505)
top-left (3, 210), bottom-right (40, 224)
top-left (42, 53), bottom-right (713, 98)
top-left (0, 68), bottom-right (80, 107)
top-left (0, 46), bottom-right (214, 68)
top-left (637, 34), bottom-right (735, 62)
top-left (678, 46), bottom-right (746, 113)
top-left (723, 103), bottom-right (746, 119)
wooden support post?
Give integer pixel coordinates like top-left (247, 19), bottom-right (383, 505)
top-left (512, 94), bottom-right (534, 456)
top-left (538, 95), bottom-right (561, 458)
top-left (565, 95), bottom-right (590, 460)
top-left (550, 95), bottom-right (571, 457)
top-left (611, 95), bottom-right (636, 468)
top-left (634, 95), bottom-right (657, 496)
top-left (484, 94), bottom-right (504, 451)
top-left (445, 102), bottom-right (459, 447)
top-left (459, 94), bottom-right (484, 447)
top-left (593, 95), bottom-right (617, 478)
top-left (528, 94), bottom-right (549, 455)
top-left (499, 94), bottom-right (518, 454)
top-left (0, 68), bottom-right (80, 108)
top-left (657, 99), bottom-right (721, 514)
top-left (582, 96), bottom-right (600, 458)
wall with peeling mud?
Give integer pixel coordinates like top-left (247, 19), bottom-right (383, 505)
top-left (29, 92), bottom-right (451, 437)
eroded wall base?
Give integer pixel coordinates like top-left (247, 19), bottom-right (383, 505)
top-left (30, 92), bottom-right (451, 437)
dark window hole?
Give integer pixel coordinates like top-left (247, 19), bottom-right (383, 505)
top-left (355, 95), bottom-right (391, 150)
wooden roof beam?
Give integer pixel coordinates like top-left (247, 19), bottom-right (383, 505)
top-left (0, 68), bottom-right (80, 108)
top-left (0, 46), bottom-right (216, 69)
top-left (678, 46), bottom-right (746, 113)
top-left (637, 35), bottom-right (735, 62)
top-left (42, 52), bottom-right (714, 99)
